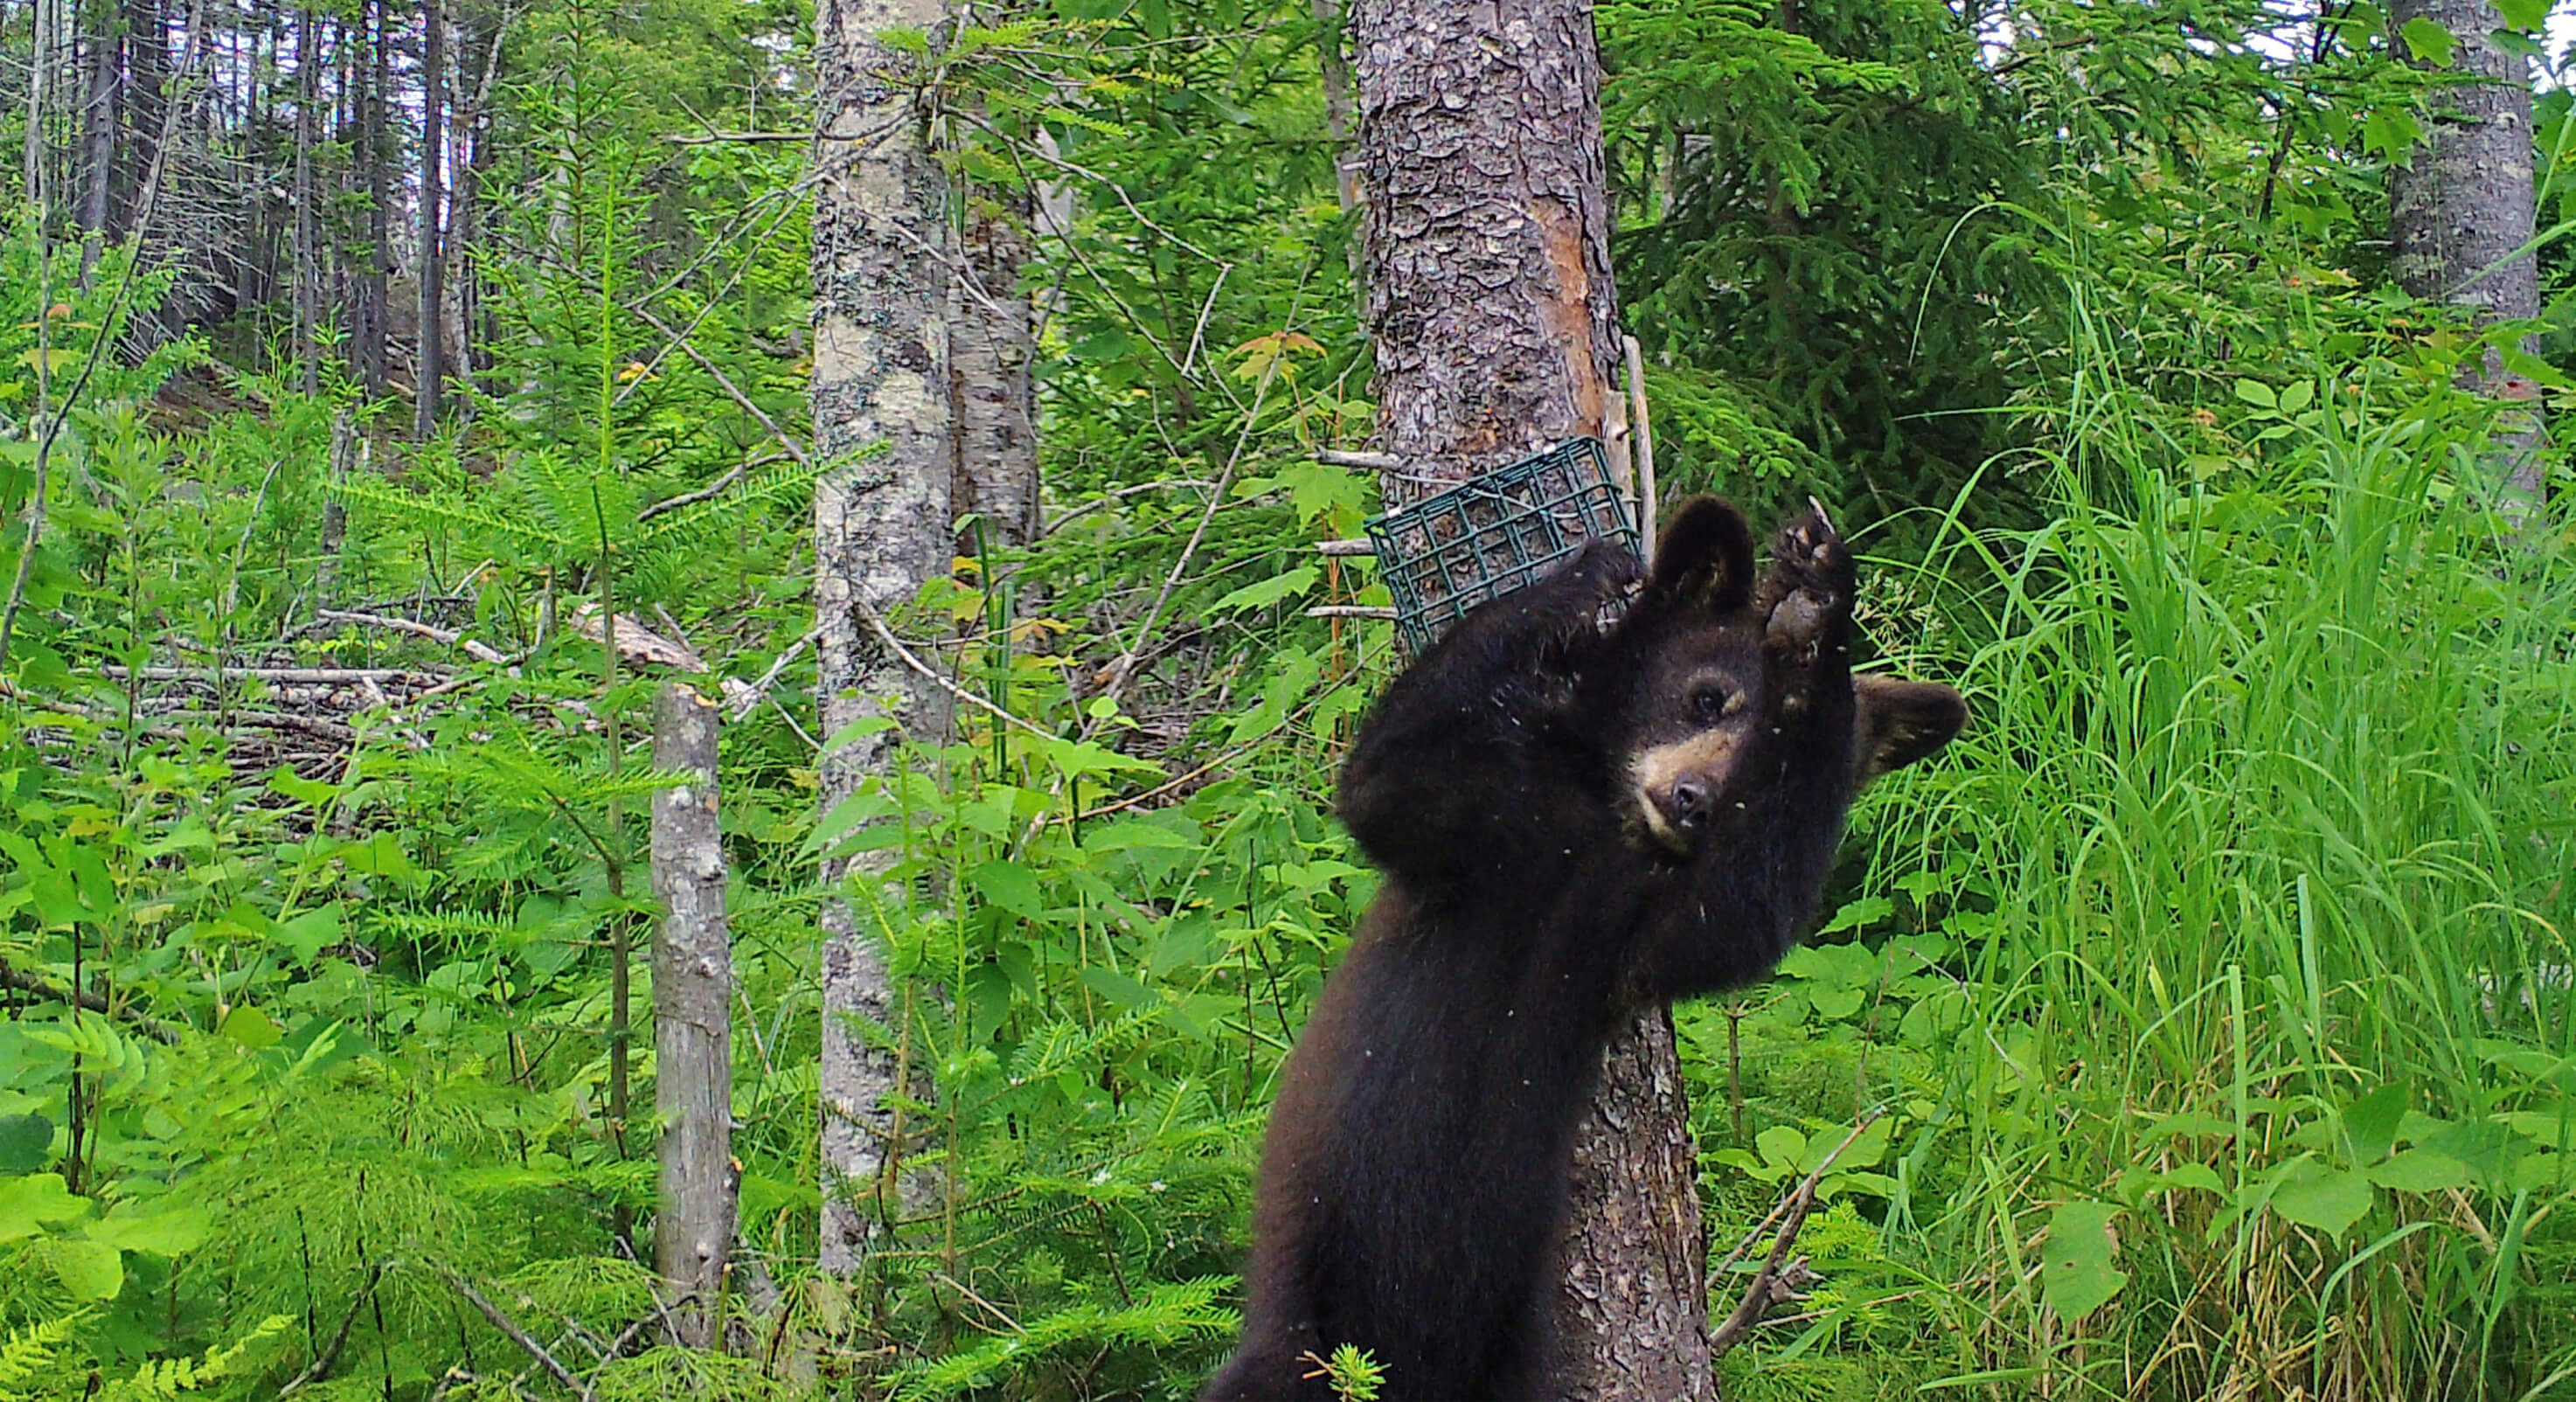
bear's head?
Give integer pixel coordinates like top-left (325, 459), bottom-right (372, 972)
top-left (1600, 496), bottom-right (1965, 857)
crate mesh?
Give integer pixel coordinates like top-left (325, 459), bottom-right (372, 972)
top-left (1364, 437), bottom-right (1638, 656)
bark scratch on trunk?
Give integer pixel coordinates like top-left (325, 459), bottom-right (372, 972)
top-left (811, 0), bottom-right (955, 1278)
top-left (1350, 3), bottom-right (1715, 1396)
top-left (650, 683), bottom-right (735, 1349)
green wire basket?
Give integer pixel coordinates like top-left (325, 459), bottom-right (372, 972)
top-left (1363, 437), bottom-right (1639, 656)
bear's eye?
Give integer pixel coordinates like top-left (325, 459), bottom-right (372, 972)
top-left (1691, 685), bottom-right (1732, 722)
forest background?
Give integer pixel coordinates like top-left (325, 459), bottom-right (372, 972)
top-left (1, 0), bottom-right (2573, 1398)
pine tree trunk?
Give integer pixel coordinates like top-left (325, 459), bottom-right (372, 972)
top-left (358, 0), bottom-right (391, 392)
top-left (293, 0), bottom-right (319, 390)
top-left (2387, 0), bottom-right (2545, 501)
top-left (953, 177), bottom-right (1038, 547)
top-left (1348, 2), bottom-right (1716, 1397)
top-left (810, 0), bottom-right (955, 1278)
top-left (415, 0), bottom-right (446, 435)
top-left (650, 683), bottom-right (736, 1350)
top-left (73, 10), bottom-right (122, 274)
top-left (119, 0), bottom-right (164, 241)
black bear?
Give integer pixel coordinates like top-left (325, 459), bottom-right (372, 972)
top-left (1200, 497), bottom-right (1966, 1401)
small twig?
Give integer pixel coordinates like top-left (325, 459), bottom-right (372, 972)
top-left (437, 1266), bottom-right (596, 1402)
top-left (1707, 1109), bottom-right (1883, 1359)
top-left (664, 128), bottom-right (809, 143)
top-left (1314, 448), bottom-right (1399, 470)
top-left (727, 627), bottom-right (819, 721)
top-left (108, 665), bottom-right (454, 685)
top-left (1042, 478), bottom-right (1223, 537)
top-left (622, 302), bottom-right (811, 467)
top-left (1313, 538), bottom-right (1375, 557)
top-left (155, 711), bottom-right (358, 744)
top-left (635, 452), bottom-right (789, 523)
top-left (1304, 605), bottom-right (1394, 620)
top-left (1706, 1177), bottom-right (1821, 1357)
top-left (0, 955), bottom-right (179, 1042)
top-left (853, 598), bottom-right (1058, 743)
top-left (316, 610), bottom-right (512, 665)
top-left (278, 1260), bottom-right (387, 1395)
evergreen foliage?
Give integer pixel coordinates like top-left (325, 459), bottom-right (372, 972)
top-left (0, 0), bottom-right (2572, 1397)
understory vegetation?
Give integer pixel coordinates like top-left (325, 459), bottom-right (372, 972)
top-left (2, 1), bottom-right (2573, 1399)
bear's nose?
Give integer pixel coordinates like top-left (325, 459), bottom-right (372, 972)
top-left (1665, 780), bottom-right (1710, 829)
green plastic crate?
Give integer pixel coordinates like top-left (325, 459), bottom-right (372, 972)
top-left (1363, 437), bottom-right (1638, 655)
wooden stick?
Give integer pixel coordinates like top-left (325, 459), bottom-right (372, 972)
top-left (1315, 448), bottom-right (1401, 470)
top-left (1706, 1109), bottom-right (1882, 1358)
top-left (316, 609), bottom-right (512, 665)
top-left (1622, 335), bottom-right (1660, 557)
top-left (109, 665), bottom-right (453, 685)
top-left (437, 1266), bottom-right (597, 1402)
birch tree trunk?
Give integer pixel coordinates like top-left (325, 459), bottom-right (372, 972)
top-left (1349, 2), bottom-right (1715, 1396)
top-left (810, 0), bottom-right (955, 1277)
top-left (651, 683), bottom-right (735, 1350)
top-left (2388, 0), bottom-right (2545, 501)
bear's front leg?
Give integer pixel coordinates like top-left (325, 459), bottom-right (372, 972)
top-left (1338, 536), bottom-right (1641, 888)
top-left (1756, 503), bottom-right (1857, 724)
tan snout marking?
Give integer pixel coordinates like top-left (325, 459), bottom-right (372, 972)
top-left (1628, 730), bottom-right (1741, 852)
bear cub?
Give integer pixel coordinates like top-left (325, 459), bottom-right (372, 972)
top-left (1201, 497), bottom-right (1966, 1402)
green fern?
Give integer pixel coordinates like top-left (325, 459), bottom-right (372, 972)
top-left (0, 1315), bottom-right (81, 1399)
top-left (882, 1278), bottom-right (1238, 1402)
top-left (99, 1315), bottom-right (293, 1400)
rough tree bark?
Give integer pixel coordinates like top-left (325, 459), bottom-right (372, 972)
top-left (119, 0), bottom-right (164, 242)
top-left (810, 0), bottom-right (956, 1277)
top-left (416, 0), bottom-right (447, 435)
top-left (73, 5), bottom-right (122, 272)
top-left (1349, 3), bottom-right (1715, 1398)
top-left (2388, 0), bottom-right (2545, 501)
top-left (358, 0), bottom-right (390, 392)
top-left (650, 683), bottom-right (736, 1350)
top-left (952, 177), bottom-right (1038, 546)
top-left (292, 0), bottom-right (318, 390)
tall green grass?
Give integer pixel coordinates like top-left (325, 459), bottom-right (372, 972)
top-left (1797, 373), bottom-right (2576, 1399)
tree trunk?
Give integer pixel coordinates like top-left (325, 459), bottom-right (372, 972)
top-left (1352, 0), bottom-right (1620, 501)
top-left (119, 0), bottom-right (164, 241)
top-left (2387, 0), bottom-right (2545, 502)
top-left (358, 0), bottom-right (390, 392)
top-left (415, 0), bottom-right (447, 435)
top-left (810, 0), bottom-right (955, 1278)
top-left (293, 0), bottom-right (319, 390)
top-left (73, 8), bottom-right (122, 274)
top-left (1349, 2), bottom-right (1716, 1397)
top-left (1311, 0), bottom-right (1360, 217)
top-left (651, 683), bottom-right (736, 1350)
top-left (952, 177), bottom-right (1038, 547)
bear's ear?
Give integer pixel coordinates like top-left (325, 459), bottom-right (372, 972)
top-left (1852, 677), bottom-right (1967, 788)
top-left (1643, 496), bottom-right (1756, 614)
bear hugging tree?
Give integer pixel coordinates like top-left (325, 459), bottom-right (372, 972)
top-left (1201, 497), bottom-right (1968, 1402)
